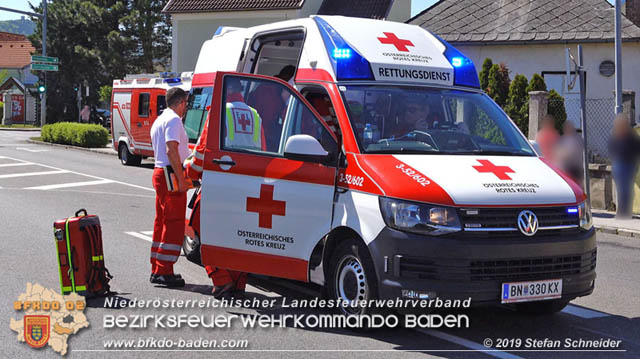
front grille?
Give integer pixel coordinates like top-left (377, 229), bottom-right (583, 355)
top-left (459, 207), bottom-right (580, 238)
top-left (398, 249), bottom-right (596, 282)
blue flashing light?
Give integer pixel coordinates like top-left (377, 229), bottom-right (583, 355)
top-left (314, 17), bottom-right (374, 81)
top-left (430, 32), bottom-right (480, 88)
top-left (333, 48), bottom-right (352, 59)
top-left (164, 78), bottom-right (181, 84)
top-left (567, 207), bottom-right (579, 214)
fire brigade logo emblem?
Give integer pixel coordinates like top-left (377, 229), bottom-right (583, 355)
top-left (232, 108), bottom-right (254, 134)
top-left (24, 315), bottom-right (50, 348)
top-left (377, 32), bottom-right (414, 52)
top-left (517, 210), bottom-right (539, 236)
top-left (246, 184), bottom-right (286, 229)
top-left (472, 159), bottom-right (515, 180)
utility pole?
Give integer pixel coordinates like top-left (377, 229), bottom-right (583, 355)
top-left (615, 0), bottom-right (623, 114)
top-left (578, 45), bottom-right (591, 205)
top-left (0, 2), bottom-right (47, 125)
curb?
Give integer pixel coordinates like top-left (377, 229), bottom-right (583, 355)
top-left (0, 127), bottom-right (41, 132)
top-left (595, 225), bottom-right (640, 238)
top-left (26, 139), bottom-right (117, 157)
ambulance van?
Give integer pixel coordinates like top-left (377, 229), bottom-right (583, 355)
top-left (183, 16), bottom-right (596, 315)
top-left (111, 73), bottom-right (192, 165)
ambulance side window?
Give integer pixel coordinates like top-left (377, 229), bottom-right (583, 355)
top-left (138, 93), bottom-right (150, 117)
top-left (282, 95), bottom-right (338, 156)
top-left (184, 87), bottom-right (212, 143)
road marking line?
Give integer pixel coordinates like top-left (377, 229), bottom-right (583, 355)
top-left (141, 231), bottom-right (154, 235)
top-left (415, 329), bottom-right (523, 359)
top-left (0, 154), bottom-right (154, 192)
top-left (562, 305), bottom-right (610, 319)
top-left (16, 147), bottom-right (50, 152)
top-left (125, 231), bottom-right (153, 242)
top-left (0, 162), bottom-right (34, 167)
top-left (25, 179), bottom-right (114, 190)
top-left (0, 170), bottom-right (67, 179)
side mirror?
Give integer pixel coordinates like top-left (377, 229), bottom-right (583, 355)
top-left (284, 135), bottom-right (332, 165)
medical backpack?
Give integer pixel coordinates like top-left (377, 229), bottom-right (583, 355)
top-left (53, 209), bottom-right (113, 297)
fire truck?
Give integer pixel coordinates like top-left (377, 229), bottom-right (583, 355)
top-left (111, 73), bottom-right (192, 165)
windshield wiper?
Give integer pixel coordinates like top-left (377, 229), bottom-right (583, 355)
top-left (447, 150), bottom-right (533, 156)
top-left (367, 148), bottom-right (441, 154)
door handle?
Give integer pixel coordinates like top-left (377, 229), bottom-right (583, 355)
top-left (137, 122), bottom-right (142, 127)
top-left (213, 159), bottom-right (236, 166)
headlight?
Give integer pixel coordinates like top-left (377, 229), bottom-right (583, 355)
top-left (379, 197), bottom-right (461, 235)
top-left (578, 202), bottom-right (593, 230)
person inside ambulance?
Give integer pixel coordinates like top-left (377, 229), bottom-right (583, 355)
top-left (247, 65), bottom-right (296, 152)
top-left (388, 95), bottom-right (439, 138)
top-left (224, 78), bottom-right (265, 151)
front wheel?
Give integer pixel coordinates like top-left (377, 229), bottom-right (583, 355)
top-left (515, 299), bottom-right (570, 315)
top-left (327, 239), bottom-right (379, 316)
top-left (119, 143), bottom-right (141, 166)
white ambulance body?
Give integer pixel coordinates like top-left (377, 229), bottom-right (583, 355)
top-left (111, 73), bottom-right (192, 165)
top-left (184, 16), bottom-right (596, 315)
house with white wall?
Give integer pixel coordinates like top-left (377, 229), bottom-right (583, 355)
top-left (162, 0), bottom-right (411, 73)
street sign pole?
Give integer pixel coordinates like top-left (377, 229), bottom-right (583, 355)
top-left (615, 0), bottom-right (623, 114)
top-left (41, 0), bottom-right (47, 126)
top-left (578, 45), bottom-right (591, 206)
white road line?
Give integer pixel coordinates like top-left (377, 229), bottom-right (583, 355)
top-left (0, 162), bottom-right (34, 167)
top-left (0, 170), bottom-right (67, 179)
top-left (25, 179), bottom-right (114, 190)
top-left (416, 329), bottom-right (523, 359)
top-left (562, 305), bottom-right (610, 319)
top-left (141, 231), bottom-right (154, 235)
top-left (0, 154), bottom-right (154, 192)
top-left (125, 231), bottom-right (153, 242)
top-left (16, 147), bottom-right (49, 152)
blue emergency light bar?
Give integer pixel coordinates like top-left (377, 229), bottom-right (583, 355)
top-left (315, 17), bottom-right (374, 81)
top-left (164, 78), bottom-right (181, 84)
top-left (429, 32), bottom-right (480, 88)
top-left (567, 207), bottom-right (579, 214)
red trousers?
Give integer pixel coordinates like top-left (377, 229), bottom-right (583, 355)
top-left (151, 168), bottom-right (187, 275)
top-left (191, 193), bottom-right (247, 289)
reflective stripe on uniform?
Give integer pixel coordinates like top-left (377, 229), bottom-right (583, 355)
top-left (151, 242), bottom-right (182, 252)
top-left (251, 108), bottom-right (260, 143)
top-left (194, 151), bottom-right (205, 160)
top-left (190, 163), bottom-right (203, 172)
top-left (92, 255), bottom-right (103, 261)
top-left (150, 252), bottom-right (179, 262)
top-left (226, 108), bottom-right (235, 141)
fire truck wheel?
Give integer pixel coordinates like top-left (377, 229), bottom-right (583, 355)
top-left (328, 238), bottom-right (379, 317)
top-left (183, 233), bottom-right (202, 265)
top-left (515, 299), bottom-right (570, 315)
top-left (119, 143), bottom-right (141, 166)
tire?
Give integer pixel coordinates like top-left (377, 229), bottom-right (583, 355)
top-left (327, 238), bottom-right (379, 317)
top-left (183, 233), bottom-right (202, 265)
top-left (515, 299), bottom-right (570, 315)
top-left (119, 143), bottom-right (141, 166)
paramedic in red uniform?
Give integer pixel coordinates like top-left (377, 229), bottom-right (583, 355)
top-left (185, 77), bottom-right (264, 298)
top-left (149, 87), bottom-right (190, 287)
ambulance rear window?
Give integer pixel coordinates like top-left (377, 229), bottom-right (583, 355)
top-left (341, 85), bottom-right (535, 156)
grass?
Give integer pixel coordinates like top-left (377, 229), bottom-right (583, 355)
top-left (0, 123), bottom-right (39, 128)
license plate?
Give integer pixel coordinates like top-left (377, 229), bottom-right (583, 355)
top-left (501, 279), bottom-right (562, 303)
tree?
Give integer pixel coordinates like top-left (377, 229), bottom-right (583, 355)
top-left (526, 73), bottom-right (547, 93)
top-left (547, 89), bottom-right (567, 133)
top-left (505, 74), bottom-right (529, 135)
top-left (478, 58), bottom-right (493, 92)
top-left (0, 69), bottom-right (9, 85)
top-left (99, 85), bottom-right (113, 106)
top-left (486, 63), bottom-right (510, 107)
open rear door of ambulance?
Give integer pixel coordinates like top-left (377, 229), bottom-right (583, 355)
top-left (200, 72), bottom-right (339, 282)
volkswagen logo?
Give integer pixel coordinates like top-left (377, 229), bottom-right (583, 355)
top-left (517, 210), bottom-right (538, 236)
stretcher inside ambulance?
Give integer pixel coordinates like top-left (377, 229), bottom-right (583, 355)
top-left (183, 16), bottom-right (596, 316)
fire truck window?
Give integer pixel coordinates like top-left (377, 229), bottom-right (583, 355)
top-left (138, 93), bottom-right (150, 117)
top-left (185, 87), bottom-right (213, 143)
top-left (157, 95), bottom-right (166, 116)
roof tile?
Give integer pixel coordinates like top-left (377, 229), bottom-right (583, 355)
top-left (163, 0), bottom-right (305, 13)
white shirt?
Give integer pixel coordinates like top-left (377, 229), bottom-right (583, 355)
top-left (150, 108), bottom-right (190, 168)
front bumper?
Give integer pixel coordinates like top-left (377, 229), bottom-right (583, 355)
top-left (367, 227), bottom-right (597, 305)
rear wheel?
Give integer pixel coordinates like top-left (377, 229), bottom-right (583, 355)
top-left (327, 239), bottom-right (379, 316)
top-left (515, 299), bottom-right (570, 315)
top-left (183, 233), bottom-right (202, 265)
top-left (119, 143), bottom-right (141, 166)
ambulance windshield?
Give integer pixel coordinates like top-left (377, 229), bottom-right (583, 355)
top-left (341, 86), bottom-right (535, 156)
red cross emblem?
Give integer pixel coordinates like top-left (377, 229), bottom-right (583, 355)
top-left (377, 32), bottom-right (414, 52)
top-left (473, 159), bottom-right (515, 180)
top-left (232, 108), bottom-right (253, 134)
top-left (246, 184), bottom-right (286, 229)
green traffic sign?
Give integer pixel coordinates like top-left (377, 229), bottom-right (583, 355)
top-left (31, 55), bottom-right (59, 64)
top-left (31, 63), bottom-right (59, 71)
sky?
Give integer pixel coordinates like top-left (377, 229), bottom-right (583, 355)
top-left (1, 0), bottom-right (441, 21)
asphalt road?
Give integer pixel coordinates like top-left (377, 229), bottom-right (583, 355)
top-left (1, 130), bottom-right (638, 358)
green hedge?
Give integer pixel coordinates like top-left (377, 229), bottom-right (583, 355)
top-left (41, 122), bottom-right (109, 148)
